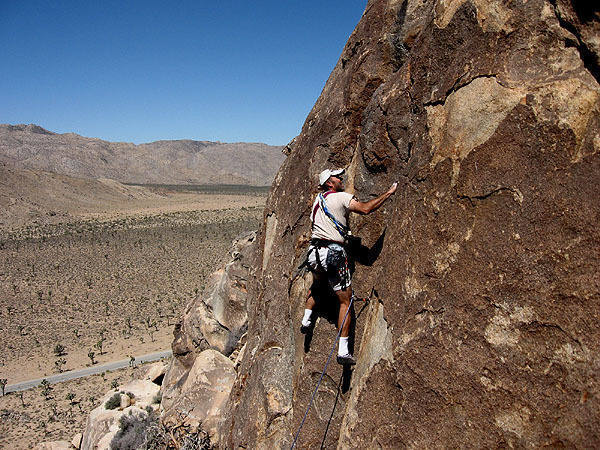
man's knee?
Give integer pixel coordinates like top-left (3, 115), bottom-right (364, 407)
top-left (336, 287), bottom-right (352, 305)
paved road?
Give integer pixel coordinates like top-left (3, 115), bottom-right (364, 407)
top-left (4, 349), bottom-right (172, 394)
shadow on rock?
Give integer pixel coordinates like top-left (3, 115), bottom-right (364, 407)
top-left (350, 228), bottom-right (386, 267)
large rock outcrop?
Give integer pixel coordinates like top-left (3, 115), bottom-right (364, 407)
top-left (216, 0), bottom-right (600, 448)
top-left (160, 231), bottom-right (257, 441)
top-left (80, 378), bottom-right (161, 450)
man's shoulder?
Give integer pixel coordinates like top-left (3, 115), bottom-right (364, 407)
top-left (328, 191), bottom-right (354, 207)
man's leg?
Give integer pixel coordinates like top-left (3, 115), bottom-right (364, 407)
top-left (301, 289), bottom-right (316, 333)
top-left (335, 286), bottom-right (355, 365)
top-left (335, 287), bottom-right (352, 337)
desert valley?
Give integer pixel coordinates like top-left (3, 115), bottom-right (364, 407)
top-left (0, 125), bottom-right (283, 448)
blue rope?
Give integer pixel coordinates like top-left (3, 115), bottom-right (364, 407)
top-left (290, 295), bottom-right (355, 450)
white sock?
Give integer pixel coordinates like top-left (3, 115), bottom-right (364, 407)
top-left (302, 309), bottom-right (313, 327)
top-left (338, 337), bottom-right (349, 356)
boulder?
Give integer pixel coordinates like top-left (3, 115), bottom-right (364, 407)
top-left (160, 349), bottom-right (237, 441)
top-left (143, 360), bottom-right (168, 385)
top-left (119, 393), bottom-right (131, 409)
top-left (218, 0), bottom-right (600, 448)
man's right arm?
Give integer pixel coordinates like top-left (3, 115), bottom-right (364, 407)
top-left (349, 183), bottom-right (397, 215)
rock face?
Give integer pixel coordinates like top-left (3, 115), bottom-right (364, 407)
top-left (160, 231), bottom-right (257, 441)
top-left (215, 0), bottom-right (600, 448)
top-left (0, 124), bottom-right (285, 186)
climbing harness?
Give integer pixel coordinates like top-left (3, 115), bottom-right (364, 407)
top-left (290, 294), bottom-right (354, 450)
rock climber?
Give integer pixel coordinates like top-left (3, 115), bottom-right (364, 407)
top-left (301, 168), bottom-right (397, 365)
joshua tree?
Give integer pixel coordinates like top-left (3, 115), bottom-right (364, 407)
top-left (88, 350), bottom-right (96, 365)
top-left (40, 379), bottom-right (52, 400)
top-left (0, 378), bottom-right (7, 396)
top-left (94, 337), bottom-right (105, 355)
top-left (17, 392), bottom-right (25, 407)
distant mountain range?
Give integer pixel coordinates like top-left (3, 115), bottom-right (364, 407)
top-left (0, 124), bottom-right (285, 186)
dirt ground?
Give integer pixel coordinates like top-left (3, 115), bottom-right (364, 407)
top-left (0, 361), bottom-right (160, 449)
top-left (0, 188), bottom-right (265, 447)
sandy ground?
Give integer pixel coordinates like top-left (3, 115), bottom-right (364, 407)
top-left (78, 192), bottom-right (266, 221)
top-left (0, 327), bottom-right (174, 385)
top-left (0, 361), bottom-right (161, 449)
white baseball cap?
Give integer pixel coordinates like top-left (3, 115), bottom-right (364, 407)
top-left (318, 168), bottom-right (345, 186)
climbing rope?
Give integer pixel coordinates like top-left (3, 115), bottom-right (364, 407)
top-left (290, 295), bottom-right (355, 450)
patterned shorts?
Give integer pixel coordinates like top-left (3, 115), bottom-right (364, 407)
top-left (307, 242), bottom-right (351, 291)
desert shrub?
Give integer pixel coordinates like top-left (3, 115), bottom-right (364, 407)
top-left (105, 393), bottom-right (121, 410)
top-left (110, 409), bottom-right (167, 450)
top-left (152, 392), bottom-right (162, 404)
top-left (179, 428), bottom-right (211, 450)
top-left (66, 392), bottom-right (76, 405)
top-left (54, 358), bottom-right (66, 373)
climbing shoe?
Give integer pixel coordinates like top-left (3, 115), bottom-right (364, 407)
top-left (336, 354), bottom-right (356, 365)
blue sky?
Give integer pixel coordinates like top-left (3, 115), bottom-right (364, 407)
top-left (1, 1), bottom-right (366, 145)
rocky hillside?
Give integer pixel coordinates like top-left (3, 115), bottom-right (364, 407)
top-left (212, 0), bottom-right (599, 447)
top-left (0, 124), bottom-right (285, 186)
top-left (0, 164), bottom-right (165, 228)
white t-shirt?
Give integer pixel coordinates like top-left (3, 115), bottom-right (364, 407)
top-left (311, 191), bottom-right (354, 243)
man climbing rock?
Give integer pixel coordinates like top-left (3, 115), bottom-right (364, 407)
top-left (302, 168), bottom-right (397, 365)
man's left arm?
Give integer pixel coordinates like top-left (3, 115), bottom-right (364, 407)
top-left (349, 182), bottom-right (397, 215)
